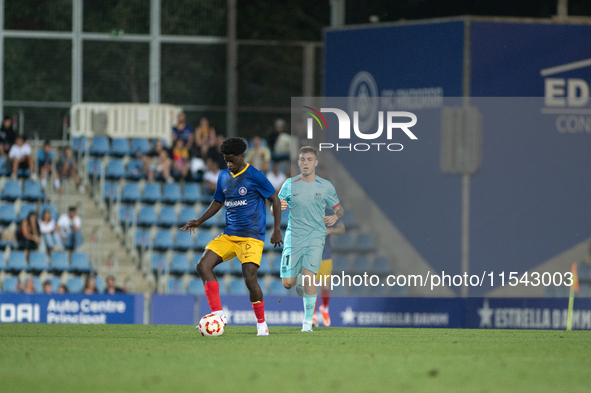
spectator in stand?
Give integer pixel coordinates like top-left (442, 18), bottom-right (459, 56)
top-left (43, 280), bottom-right (52, 294)
top-left (9, 135), bottom-right (35, 179)
top-left (0, 116), bottom-right (16, 157)
top-left (105, 275), bottom-right (125, 294)
top-left (58, 284), bottom-right (68, 294)
top-left (18, 278), bottom-right (36, 294)
top-left (18, 211), bottom-right (41, 256)
top-left (57, 206), bottom-right (83, 251)
top-left (38, 140), bottom-right (60, 190)
top-left (57, 146), bottom-right (84, 192)
top-left (172, 112), bottom-right (193, 148)
top-left (203, 158), bottom-right (221, 195)
top-left (267, 161), bottom-right (287, 192)
top-left (267, 118), bottom-right (285, 155)
top-left (194, 117), bottom-right (216, 158)
top-left (207, 134), bottom-right (227, 170)
top-left (143, 140), bottom-right (172, 183)
top-left (83, 276), bottom-right (98, 295)
top-left (39, 209), bottom-right (64, 252)
top-left (245, 136), bottom-right (271, 173)
top-left (171, 139), bottom-right (190, 180)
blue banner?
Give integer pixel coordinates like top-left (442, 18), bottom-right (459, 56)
top-left (0, 294), bottom-right (143, 324)
top-left (151, 294), bottom-right (195, 325)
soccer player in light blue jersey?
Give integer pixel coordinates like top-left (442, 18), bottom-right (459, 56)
top-left (271, 146), bottom-right (344, 332)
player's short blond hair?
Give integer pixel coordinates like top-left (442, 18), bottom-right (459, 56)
top-left (299, 146), bottom-right (318, 157)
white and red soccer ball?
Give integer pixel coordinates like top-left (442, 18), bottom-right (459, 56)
top-left (197, 314), bottom-right (225, 337)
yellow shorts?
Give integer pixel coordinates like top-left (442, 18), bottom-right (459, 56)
top-left (205, 234), bottom-right (264, 265)
top-left (315, 259), bottom-right (333, 279)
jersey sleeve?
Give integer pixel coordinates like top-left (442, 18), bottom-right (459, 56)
top-left (278, 178), bottom-right (291, 202)
top-left (326, 182), bottom-right (340, 209)
top-left (213, 173), bottom-right (225, 202)
top-left (254, 169), bottom-right (276, 199)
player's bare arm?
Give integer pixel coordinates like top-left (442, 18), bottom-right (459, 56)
top-left (324, 204), bottom-right (344, 227)
top-left (180, 200), bottom-right (224, 234)
top-left (267, 192), bottom-right (283, 247)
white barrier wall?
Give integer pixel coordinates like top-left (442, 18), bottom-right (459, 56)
top-left (70, 103), bottom-right (181, 145)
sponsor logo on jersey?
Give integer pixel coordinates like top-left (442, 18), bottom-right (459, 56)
top-left (314, 193), bottom-right (322, 200)
top-left (225, 200), bottom-right (247, 207)
top-left (239, 186), bottom-right (247, 195)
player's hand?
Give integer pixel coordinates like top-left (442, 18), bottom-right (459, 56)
top-left (180, 220), bottom-right (201, 234)
top-left (323, 215), bottom-right (338, 227)
top-left (270, 229), bottom-right (283, 248)
top-left (280, 197), bottom-right (288, 210)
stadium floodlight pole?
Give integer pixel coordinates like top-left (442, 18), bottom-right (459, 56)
top-left (71, 0), bottom-right (83, 105)
top-left (149, 0), bottom-right (161, 104)
top-left (226, 0), bottom-right (237, 137)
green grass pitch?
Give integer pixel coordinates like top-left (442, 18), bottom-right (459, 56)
top-left (1, 324), bottom-right (591, 393)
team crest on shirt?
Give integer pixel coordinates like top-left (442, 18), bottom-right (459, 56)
top-left (239, 187), bottom-right (247, 195)
top-left (314, 193), bottom-right (322, 200)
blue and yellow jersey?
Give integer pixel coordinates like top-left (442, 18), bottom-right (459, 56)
top-left (213, 164), bottom-right (276, 241)
top-left (278, 175), bottom-right (340, 249)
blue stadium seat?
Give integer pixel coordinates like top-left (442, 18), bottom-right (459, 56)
top-left (218, 281), bottom-right (228, 295)
top-left (67, 277), bottom-right (84, 293)
top-left (2, 180), bottom-right (22, 200)
top-left (211, 258), bottom-right (232, 275)
top-left (48, 276), bottom-right (62, 292)
top-left (174, 230), bottom-right (193, 251)
top-left (126, 159), bottom-right (144, 180)
top-left (142, 182), bottom-right (162, 204)
top-left (355, 233), bottom-right (376, 252)
top-left (18, 203), bottom-right (37, 222)
top-left (90, 136), bottom-right (110, 156)
top-left (188, 279), bottom-right (205, 295)
top-left (8, 251), bottom-right (27, 272)
top-left (131, 138), bottom-right (150, 155)
top-left (332, 255), bottom-right (350, 275)
top-left (372, 256), bottom-right (391, 275)
top-left (105, 159), bottom-right (125, 180)
top-left (135, 229), bottom-right (152, 249)
top-left (167, 278), bottom-right (185, 294)
top-left (0, 253), bottom-right (6, 270)
top-left (181, 183), bottom-right (203, 204)
top-left (178, 206), bottom-right (197, 226)
top-left (0, 156), bottom-right (9, 176)
top-left (71, 136), bottom-right (87, 152)
top-left (103, 182), bottom-right (120, 201)
top-left (269, 279), bottom-right (288, 296)
top-left (153, 229), bottom-right (174, 251)
top-left (162, 183), bottom-right (181, 204)
top-left (137, 206), bottom-right (157, 227)
top-left (351, 255), bottom-right (369, 274)
top-left (23, 180), bottom-right (44, 201)
top-left (29, 252), bottom-right (49, 272)
top-left (258, 255), bottom-right (271, 275)
top-left (3, 277), bottom-right (19, 293)
top-left (195, 231), bottom-right (213, 250)
top-left (151, 253), bottom-right (167, 272)
top-left (229, 258), bottom-right (243, 275)
top-left (0, 204), bottom-right (17, 225)
top-left (121, 182), bottom-right (141, 203)
top-left (40, 203), bottom-right (58, 220)
top-left (71, 252), bottom-right (92, 272)
top-left (32, 276), bottom-right (42, 293)
top-left (341, 210), bottom-right (359, 229)
top-left (229, 279), bottom-right (248, 295)
top-left (170, 253), bottom-right (190, 274)
top-left (50, 252), bottom-right (70, 272)
top-left (119, 205), bottom-right (135, 226)
top-left (333, 233), bottom-right (353, 252)
top-left (110, 138), bottom-right (130, 157)
top-left (95, 276), bottom-right (105, 293)
top-left (211, 208), bottom-right (226, 227)
top-left (272, 255), bottom-right (282, 275)
top-left (280, 209), bottom-right (289, 228)
top-left (266, 210), bottom-right (274, 228)
top-left (158, 206), bottom-right (177, 227)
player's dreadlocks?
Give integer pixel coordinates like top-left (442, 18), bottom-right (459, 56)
top-left (220, 137), bottom-right (247, 156)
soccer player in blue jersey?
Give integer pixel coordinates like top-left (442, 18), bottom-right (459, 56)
top-left (181, 137), bottom-right (283, 336)
top-left (271, 146), bottom-right (344, 332)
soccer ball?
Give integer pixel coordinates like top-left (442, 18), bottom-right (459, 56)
top-left (197, 314), bottom-right (225, 337)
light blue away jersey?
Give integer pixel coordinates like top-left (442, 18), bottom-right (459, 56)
top-left (278, 175), bottom-right (340, 248)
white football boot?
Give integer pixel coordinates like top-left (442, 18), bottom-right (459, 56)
top-left (301, 320), bottom-right (313, 332)
top-left (212, 310), bottom-right (228, 326)
top-left (257, 322), bottom-right (269, 336)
